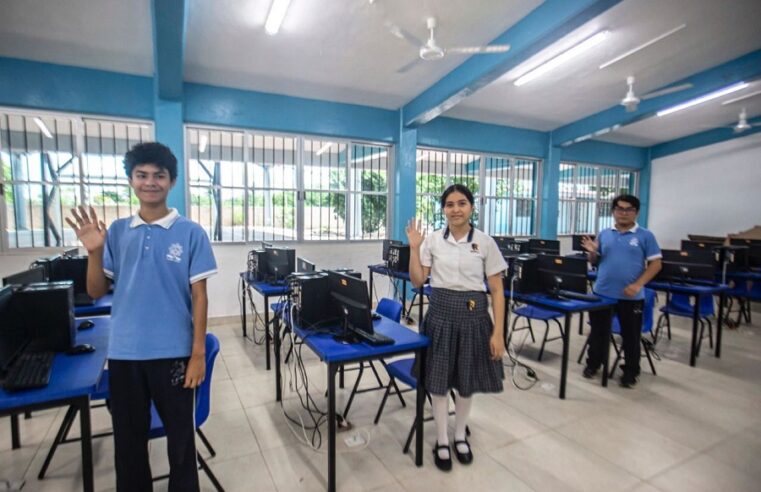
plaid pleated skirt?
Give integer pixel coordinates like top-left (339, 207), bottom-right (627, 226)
top-left (420, 288), bottom-right (504, 397)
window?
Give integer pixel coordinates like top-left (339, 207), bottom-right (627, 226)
top-left (186, 126), bottom-right (390, 242)
top-left (0, 109), bottom-right (152, 250)
top-left (416, 147), bottom-right (541, 236)
top-left (557, 162), bottom-right (638, 235)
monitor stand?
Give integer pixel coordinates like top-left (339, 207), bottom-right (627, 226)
top-left (332, 316), bottom-right (360, 344)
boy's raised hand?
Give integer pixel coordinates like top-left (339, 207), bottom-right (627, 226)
top-left (66, 205), bottom-right (107, 253)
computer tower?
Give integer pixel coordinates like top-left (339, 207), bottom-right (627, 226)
top-left (10, 281), bottom-right (76, 351)
top-left (32, 254), bottom-right (61, 281)
top-left (387, 244), bottom-right (410, 272)
top-left (289, 272), bottom-right (336, 327)
top-left (511, 254), bottom-right (540, 294)
top-left (247, 249), bottom-right (267, 281)
top-left (50, 255), bottom-right (91, 305)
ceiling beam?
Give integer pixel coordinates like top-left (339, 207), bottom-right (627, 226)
top-left (553, 49), bottom-right (761, 146)
top-left (401, 0), bottom-right (624, 128)
top-left (650, 115), bottom-right (761, 159)
top-left (152, 0), bottom-right (187, 100)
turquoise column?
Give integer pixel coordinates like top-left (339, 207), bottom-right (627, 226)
top-left (539, 133), bottom-right (560, 239)
top-left (638, 147), bottom-right (652, 228)
top-left (154, 96), bottom-right (186, 215)
top-left (393, 111), bottom-right (418, 241)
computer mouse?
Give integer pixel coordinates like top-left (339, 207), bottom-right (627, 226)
top-left (67, 344), bottom-right (95, 355)
top-left (78, 320), bottom-right (95, 330)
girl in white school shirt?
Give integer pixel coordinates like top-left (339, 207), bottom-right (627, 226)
top-left (406, 183), bottom-right (507, 472)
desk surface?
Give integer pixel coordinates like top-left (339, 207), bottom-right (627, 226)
top-left (0, 316), bottom-right (109, 411)
top-left (74, 293), bottom-right (113, 317)
top-left (369, 264), bottom-right (412, 281)
top-left (726, 271), bottom-right (761, 281)
top-left (507, 291), bottom-right (617, 313)
top-left (646, 281), bottom-right (729, 295)
top-left (291, 315), bottom-right (429, 364)
top-left (240, 272), bottom-right (291, 296)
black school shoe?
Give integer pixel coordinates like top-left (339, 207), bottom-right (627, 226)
top-left (619, 374), bottom-right (638, 388)
top-left (453, 439), bottom-right (474, 465)
top-left (582, 366), bottom-right (598, 379)
top-left (433, 443), bottom-right (452, 472)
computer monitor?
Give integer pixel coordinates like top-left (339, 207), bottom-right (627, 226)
top-left (327, 270), bottom-right (374, 342)
top-left (0, 286), bottom-right (28, 373)
top-left (528, 239), bottom-right (560, 256)
top-left (497, 238), bottom-right (529, 257)
top-left (537, 255), bottom-right (588, 295)
top-left (296, 257), bottom-right (316, 273)
top-left (492, 236), bottom-right (514, 249)
top-left (382, 239), bottom-right (403, 262)
top-left (687, 234), bottom-right (725, 244)
top-left (572, 235), bottom-right (595, 253)
top-left (730, 238), bottom-right (761, 268)
top-left (50, 256), bottom-right (92, 305)
top-left (681, 240), bottom-right (720, 252)
top-left (264, 247), bottom-right (295, 283)
top-left (32, 254), bottom-right (62, 281)
top-left (2, 267), bottom-right (46, 287)
top-left (63, 247), bottom-right (79, 257)
top-left (658, 249), bottom-right (716, 284)
top-left (261, 241), bottom-right (274, 249)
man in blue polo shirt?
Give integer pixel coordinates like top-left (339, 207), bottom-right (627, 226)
top-left (66, 142), bottom-right (216, 490)
top-left (581, 194), bottom-right (661, 388)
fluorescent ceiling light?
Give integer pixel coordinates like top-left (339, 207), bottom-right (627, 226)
top-left (265, 0), bottom-right (292, 35)
top-left (514, 30), bottom-right (609, 87)
top-left (198, 134), bottom-right (208, 154)
top-left (657, 82), bottom-right (749, 117)
top-left (722, 89), bottom-right (761, 106)
top-left (33, 117), bottom-right (53, 139)
top-left (351, 151), bottom-right (387, 164)
top-left (315, 142), bottom-right (333, 156)
top-left (599, 24), bottom-right (685, 70)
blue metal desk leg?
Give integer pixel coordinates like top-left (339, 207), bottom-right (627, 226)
top-left (265, 294), bottom-right (271, 371)
top-left (715, 292), bottom-right (725, 358)
top-left (560, 314), bottom-right (571, 399)
top-left (327, 362), bottom-right (338, 492)
top-left (415, 349), bottom-right (426, 466)
top-left (690, 295), bottom-right (700, 367)
top-left (77, 396), bottom-right (94, 492)
top-left (10, 413), bottom-right (20, 449)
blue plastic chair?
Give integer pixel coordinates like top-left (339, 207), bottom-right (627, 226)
top-left (509, 305), bottom-right (565, 361)
top-left (656, 293), bottom-right (714, 352)
top-left (726, 279), bottom-right (760, 325)
top-left (148, 333), bottom-right (223, 491)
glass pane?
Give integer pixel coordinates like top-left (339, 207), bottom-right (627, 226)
top-left (304, 191), bottom-right (346, 240)
top-left (450, 151), bottom-right (480, 194)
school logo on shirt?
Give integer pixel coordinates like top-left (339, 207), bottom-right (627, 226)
top-left (629, 237), bottom-right (639, 247)
top-left (471, 243), bottom-right (480, 253)
top-left (166, 243), bottom-right (183, 263)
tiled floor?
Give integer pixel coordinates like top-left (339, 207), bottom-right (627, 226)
top-left (2, 304), bottom-right (761, 491)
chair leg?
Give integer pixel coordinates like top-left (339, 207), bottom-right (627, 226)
top-left (391, 378), bottom-right (407, 408)
top-left (374, 382), bottom-right (393, 425)
top-left (38, 406), bottom-right (78, 479)
top-left (706, 318), bottom-right (714, 349)
top-left (342, 363), bottom-right (365, 419)
top-left (537, 320), bottom-right (550, 361)
top-left (577, 336), bottom-right (590, 364)
top-left (403, 417), bottom-right (417, 454)
top-left (368, 360), bottom-right (385, 388)
top-left (697, 320), bottom-right (705, 356)
top-left (197, 451), bottom-right (225, 492)
top-left (527, 319), bottom-right (536, 343)
top-left (197, 428), bottom-right (216, 458)
top-left (609, 335), bottom-right (622, 379)
top-left (642, 338), bottom-right (657, 376)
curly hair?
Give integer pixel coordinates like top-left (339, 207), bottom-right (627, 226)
top-left (123, 142), bottom-right (178, 181)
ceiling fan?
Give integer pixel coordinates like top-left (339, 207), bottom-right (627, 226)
top-left (620, 76), bottom-right (693, 112)
top-left (390, 17), bottom-right (510, 73)
top-left (733, 108), bottom-right (761, 133)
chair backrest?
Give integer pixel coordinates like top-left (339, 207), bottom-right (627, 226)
top-left (194, 333), bottom-right (221, 428)
top-left (670, 293), bottom-right (714, 317)
top-left (376, 297), bottom-right (403, 323)
top-left (642, 288), bottom-right (656, 334)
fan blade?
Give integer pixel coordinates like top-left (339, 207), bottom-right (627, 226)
top-left (397, 57), bottom-right (423, 74)
top-left (641, 83), bottom-right (693, 100)
top-left (385, 22), bottom-right (422, 47)
top-left (447, 45), bottom-right (511, 55)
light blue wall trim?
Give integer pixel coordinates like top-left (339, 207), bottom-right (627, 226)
top-left (539, 135), bottom-right (561, 239)
top-left (637, 148), bottom-right (652, 228)
top-left (554, 49), bottom-right (761, 145)
top-left (560, 140), bottom-right (647, 169)
top-left (402, 0), bottom-right (624, 127)
top-left (649, 116), bottom-right (761, 159)
top-left (0, 57), bottom-right (153, 119)
top-left (184, 83), bottom-right (398, 142)
top-left (152, 0), bottom-right (187, 101)
top-left (417, 117), bottom-right (547, 158)
top-left (394, 113), bottom-right (418, 241)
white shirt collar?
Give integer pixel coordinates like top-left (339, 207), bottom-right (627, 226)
top-left (611, 223), bottom-right (639, 234)
top-left (130, 208), bottom-right (180, 229)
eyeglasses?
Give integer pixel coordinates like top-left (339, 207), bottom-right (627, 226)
top-left (614, 207), bottom-right (637, 214)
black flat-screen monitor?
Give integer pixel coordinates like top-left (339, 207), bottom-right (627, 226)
top-left (50, 256), bottom-right (92, 305)
top-left (681, 240), bottom-right (721, 253)
top-left (492, 236), bottom-right (514, 249)
top-left (2, 267), bottom-right (46, 287)
top-left (382, 239), bottom-right (403, 262)
top-left (261, 242), bottom-right (274, 249)
top-left (497, 238), bottom-right (529, 257)
top-left (528, 239), bottom-right (560, 256)
top-left (296, 257), bottom-right (316, 273)
top-left (63, 247), bottom-right (79, 257)
top-left (327, 270), bottom-right (375, 340)
top-left (32, 254), bottom-right (61, 280)
top-left (0, 286), bottom-right (28, 373)
top-left (730, 238), bottom-right (761, 268)
top-left (572, 234), bottom-right (595, 252)
top-left (687, 234), bottom-right (724, 244)
top-left (264, 247), bottom-right (295, 283)
top-left (537, 255), bottom-right (588, 295)
top-left (658, 249), bottom-right (717, 284)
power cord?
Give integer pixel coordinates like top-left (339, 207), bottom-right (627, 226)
top-left (503, 274), bottom-right (539, 391)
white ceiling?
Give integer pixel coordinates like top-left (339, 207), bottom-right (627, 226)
top-left (445, 0), bottom-right (761, 144)
top-left (0, 0), bottom-right (153, 76)
top-left (184, 0), bottom-right (542, 109)
top-left (0, 0), bottom-right (760, 147)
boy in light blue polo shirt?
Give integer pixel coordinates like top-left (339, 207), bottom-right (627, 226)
top-left (66, 142), bottom-right (216, 491)
top-left (580, 194), bottom-right (661, 388)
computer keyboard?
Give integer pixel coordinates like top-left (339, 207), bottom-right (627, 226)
top-left (355, 329), bottom-right (395, 346)
top-left (3, 350), bottom-right (55, 391)
top-left (556, 290), bottom-right (601, 302)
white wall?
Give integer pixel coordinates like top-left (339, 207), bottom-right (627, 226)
top-left (649, 132), bottom-right (761, 250)
top-left (0, 242), bottom-right (393, 319)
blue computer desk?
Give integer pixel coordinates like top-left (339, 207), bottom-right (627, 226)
top-left (74, 293), bottom-right (113, 317)
top-left (239, 272), bottom-right (290, 371)
top-left (283, 312), bottom-right (429, 492)
top-left (505, 290), bottom-right (618, 399)
top-left (1, 316), bottom-right (110, 492)
top-left (368, 264), bottom-right (417, 324)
